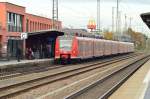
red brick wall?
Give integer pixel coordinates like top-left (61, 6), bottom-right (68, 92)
top-left (26, 13), bottom-right (62, 32)
top-left (26, 14), bottom-right (52, 32)
top-left (0, 3), bottom-right (8, 53)
top-left (6, 3), bottom-right (25, 15)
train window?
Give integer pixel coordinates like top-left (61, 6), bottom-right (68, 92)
top-left (59, 39), bottom-right (72, 51)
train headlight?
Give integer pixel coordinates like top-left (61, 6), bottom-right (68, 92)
top-left (73, 51), bottom-right (76, 54)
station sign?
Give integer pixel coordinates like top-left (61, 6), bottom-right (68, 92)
top-left (21, 32), bottom-right (28, 40)
top-left (87, 18), bottom-right (96, 31)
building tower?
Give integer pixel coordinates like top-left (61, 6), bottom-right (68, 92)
top-left (52, 0), bottom-right (58, 29)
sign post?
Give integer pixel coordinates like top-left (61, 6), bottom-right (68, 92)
top-left (21, 33), bottom-right (28, 59)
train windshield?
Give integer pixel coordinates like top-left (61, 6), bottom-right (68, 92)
top-left (59, 36), bottom-right (73, 51)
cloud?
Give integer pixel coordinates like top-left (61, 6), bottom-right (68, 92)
top-left (126, 0), bottom-right (150, 4)
top-left (60, 0), bottom-right (150, 5)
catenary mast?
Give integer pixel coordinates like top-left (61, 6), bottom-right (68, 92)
top-left (52, 0), bottom-right (58, 29)
top-left (97, 0), bottom-right (101, 33)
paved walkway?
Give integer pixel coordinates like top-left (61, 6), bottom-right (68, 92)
top-left (144, 83), bottom-right (150, 99)
top-left (0, 60), bottom-right (27, 66)
top-left (109, 59), bottom-right (150, 99)
top-left (0, 58), bottom-right (53, 68)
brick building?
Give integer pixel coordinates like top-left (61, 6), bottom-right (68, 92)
top-left (0, 2), bottom-right (62, 57)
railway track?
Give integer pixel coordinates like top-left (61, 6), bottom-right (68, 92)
top-left (0, 53), bottom-right (140, 80)
top-left (64, 55), bottom-right (150, 99)
top-left (0, 64), bottom-right (62, 80)
top-left (0, 53), bottom-right (138, 80)
top-left (0, 53), bottom-right (143, 98)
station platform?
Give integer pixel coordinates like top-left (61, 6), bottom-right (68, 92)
top-left (0, 59), bottom-right (53, 69)
top-left (109, 59), bottom-right (150, 99)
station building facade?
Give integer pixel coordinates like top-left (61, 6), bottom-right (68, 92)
top-left (0, 2), bottom-right (62, 57)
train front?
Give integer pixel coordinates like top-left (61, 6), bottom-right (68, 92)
top-left (55, 36), bottom-right (76, 64)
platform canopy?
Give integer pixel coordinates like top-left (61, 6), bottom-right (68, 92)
top-left (28, 29), bottom-right (64, 37)
top-left (26, 29), bottom-right (64, 58)
top-left (141, 12), bottom-right (150, 29)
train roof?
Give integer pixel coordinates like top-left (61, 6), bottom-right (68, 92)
top-left (59, 34), bottom-right (133, 44)
top-left (61, 28), bottom-right (103, 38)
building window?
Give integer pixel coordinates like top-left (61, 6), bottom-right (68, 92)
top-left (42, 23), bottom-right (43, 30)
top-left (30, 21), bottom-right (32, 32)
top-left (7, 12), bottom-right (23, 32)
top-left (50, 25), bottom-right (52, 29)
top-left (47, 24), bottom-right (48, 29)
top-left (40, 23), bottom-right (42, 30)
top-left (19, 15), bottom-right (23, 32)
top-left (38, 22), bottom-right (39, 30)
top-left (48, 25), bottom-right (50, 29)
top-left (26, 19), bottom-right (29, 32)
top-left (35, 22), bottom-right (37, 31)
top-left (44, 24), bottom-right (45, 29)
top-left (33, 22), bottom-right (35, 32)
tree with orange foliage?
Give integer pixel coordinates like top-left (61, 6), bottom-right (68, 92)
top-left (127, 28), bottom-right (147, 49)
top-left (104, 32), bottom-right (114, 40)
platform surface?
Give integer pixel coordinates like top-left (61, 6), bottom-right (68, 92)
top-left (144, 84), bottom-right (150, 99)
top-left (109, 59), bottom-right (150, 99)
top-left (0, 58), bottom-right (53, 69)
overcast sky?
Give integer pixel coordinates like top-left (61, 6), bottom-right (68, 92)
top-left (1, 0), bottom-right (150, 36)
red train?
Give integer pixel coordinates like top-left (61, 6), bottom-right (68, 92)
top-left (55, 35), bottom-right (134, 64)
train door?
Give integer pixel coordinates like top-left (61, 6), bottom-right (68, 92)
top-left (0, 35), bottom-right (2, 55)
